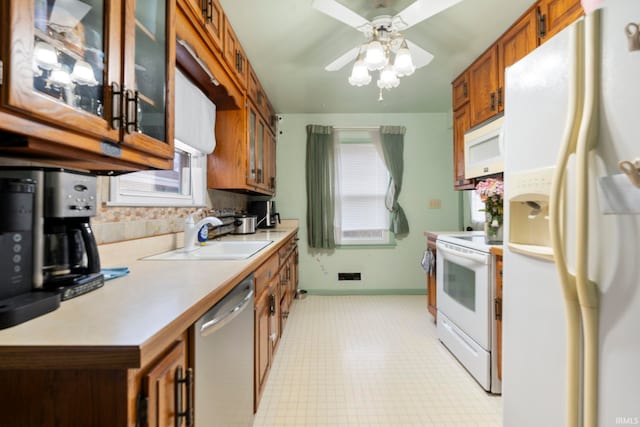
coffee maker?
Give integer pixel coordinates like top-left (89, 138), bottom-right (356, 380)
top-left (0, 175), bottom-right (59, 329)
top-left (0, 168), bottom-right (103, 304)
top-left (39, 170), bottom-right (103, 299)
top-left (249, 200), bottom-right (281, 229)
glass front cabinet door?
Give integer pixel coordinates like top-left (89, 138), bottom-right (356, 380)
top-left (120, 0), bottom-right (175, 158)
top-left (3, 0), bottom-right (174, 160)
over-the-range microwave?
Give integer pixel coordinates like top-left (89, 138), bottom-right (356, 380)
top-left (464, 115), bottom-right (504, 179)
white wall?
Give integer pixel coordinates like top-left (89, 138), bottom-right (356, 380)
top-left (275, 113), bottom-right (460, 294)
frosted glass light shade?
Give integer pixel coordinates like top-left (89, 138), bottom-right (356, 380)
top-left (33, 41), bottom-right (58, 70)
top-left (394, 47), bottom-right (415, 77)
top-left (364, 41), bottom-right (386, 71)
top-left (377, 65), bottom-right (400, 89)
top-left (71, 60), bottom-right (98, 86)
top-left (49, 65), bottom-right (72, 87)
top-left (348, 60), bottom-right (372, 86)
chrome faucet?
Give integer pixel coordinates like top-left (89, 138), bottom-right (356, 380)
top-left (184, 214), bottom-right (223, 252)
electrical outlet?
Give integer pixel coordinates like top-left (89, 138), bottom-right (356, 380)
top-left (428, 199), bottom-right (442, 209)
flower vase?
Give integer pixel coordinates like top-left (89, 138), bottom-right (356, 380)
top-left (484, 222), bottom-right (503, 244)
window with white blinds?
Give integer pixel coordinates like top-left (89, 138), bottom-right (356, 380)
top-left (335, 129), bottom-right (392, 245)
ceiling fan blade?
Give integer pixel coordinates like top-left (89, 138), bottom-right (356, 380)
top-left (325, 46), bottom-right (360, 71)
top-left (311, 0), bottom-right (372, 32)
top-left (395, 0), bottom-right (463, 30)
top-left (406, 40), bottom-right (434, 69)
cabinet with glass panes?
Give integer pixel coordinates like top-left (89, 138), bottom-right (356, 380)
top-left (2, 0), bottom-right (175, 163)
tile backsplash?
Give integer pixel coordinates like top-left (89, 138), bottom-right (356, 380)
top-left (92, 177), bottom-right (249, 244)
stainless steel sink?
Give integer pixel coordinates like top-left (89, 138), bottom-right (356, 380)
top-left (144, 240), bottom-right (273, 261)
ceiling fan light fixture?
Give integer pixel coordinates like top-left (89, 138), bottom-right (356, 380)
top-left (377, 64), bottom-right (399, 89)
top-left (364, 40), bottom-right (386, 70)
top-left (348, 59), bottom-right (372, 86)
top-left (393, 43), bottom-right (415, 77)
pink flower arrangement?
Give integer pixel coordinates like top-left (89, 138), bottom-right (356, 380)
top-left (475, 178), bottom-right (504, 230)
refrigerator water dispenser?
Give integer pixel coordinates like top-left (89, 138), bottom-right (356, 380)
top-left (507, 167), bottom-right (555, 260)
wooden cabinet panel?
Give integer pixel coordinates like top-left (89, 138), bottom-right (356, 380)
top-left (498, 7), bottom-right (539, 112)
top-left (144, 340), bottom-right (191, 427)
top-left (469, 45), bottom-right (499, 127)
top-left (254, 290), bottom-right (271, 409)
top-left (452, 71), bottom-right (470, 111)
top-left (453, 104), bottom-right (475, 190)
top-left (223, 15), bottom-right (246, 88)
top-left (538, 0), bottom-right (584, 44)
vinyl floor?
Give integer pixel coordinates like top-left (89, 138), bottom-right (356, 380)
top-left (253, 295), bottom-right (502, 426)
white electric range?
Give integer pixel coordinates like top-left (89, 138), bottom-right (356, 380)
top-left (435, 232), bottom-right (502, 394)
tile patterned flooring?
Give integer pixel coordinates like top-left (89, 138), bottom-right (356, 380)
top-left (254, 295), bottom-right (502, 426)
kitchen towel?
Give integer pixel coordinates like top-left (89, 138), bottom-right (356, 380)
top-left (101, 267), bottom-right (130, 281)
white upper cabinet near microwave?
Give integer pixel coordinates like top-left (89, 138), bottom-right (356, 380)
top-left (464, 116), bottom-right (504, 179)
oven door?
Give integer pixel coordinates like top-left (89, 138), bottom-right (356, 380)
top-left (436, 240), bottom-right (491, 350)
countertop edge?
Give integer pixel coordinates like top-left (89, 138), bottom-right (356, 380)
top-left (0, 223), bottom-right (299, 370)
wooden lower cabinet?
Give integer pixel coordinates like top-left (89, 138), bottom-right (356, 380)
top-left (254, 235), bottom-right (299, 412)
top-left (0, 333), bottom-right (190, 427)
top-left (143, 340), bottom-right (191, 427)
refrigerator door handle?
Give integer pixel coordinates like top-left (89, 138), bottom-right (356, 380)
top-left (548, 19), bottom-right (584, 427)
top-left (574, 11), bottom-right (602, 427)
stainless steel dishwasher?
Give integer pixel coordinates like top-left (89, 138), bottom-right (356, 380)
top-left (194, 274), bottom-right (254, 426)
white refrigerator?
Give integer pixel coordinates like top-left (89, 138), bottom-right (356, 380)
top-left (502, 1), bottom-right (640, 426)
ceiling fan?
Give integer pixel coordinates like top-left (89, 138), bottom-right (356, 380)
top-left (312, 0), bottom-right (463, 98)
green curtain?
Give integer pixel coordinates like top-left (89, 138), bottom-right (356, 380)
top-left (305, 125), bottom-right (336, 249)
top-left (380, 126), bottom-right (409, 236)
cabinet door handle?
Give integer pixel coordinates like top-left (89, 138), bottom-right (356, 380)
top-left (269, 294), bottom-right (275, 315)
top-left (174, 366), bottom-right (194, 427)
top-left (537, 9), bottom-right (547, 39)
top-left (498, 87), bottom-right (503, 108)
top-left (111, 82), bottom-right (123, 130)
top-left (490, 92), bottom-right (496, 111)
top-left (462, 81), bottom-right (468, 98)
top-left (494, 297), bottom-right (502, 321)
top-left (125, 89), bottom-right (140, 133)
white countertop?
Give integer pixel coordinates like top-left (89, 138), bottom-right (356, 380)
top-left (0, 220), bottom-right (299, 368)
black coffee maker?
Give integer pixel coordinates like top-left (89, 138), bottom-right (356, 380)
top-left (0, 176), bottom-right (59, 329)
top-left (0, 168), bottom-right (103, 305)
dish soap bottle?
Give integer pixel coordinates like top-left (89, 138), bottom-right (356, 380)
top-left (198, 225), bottom-right (209, 246)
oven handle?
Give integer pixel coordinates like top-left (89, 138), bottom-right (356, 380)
top-left (436, 243), bottom-right (489, 265)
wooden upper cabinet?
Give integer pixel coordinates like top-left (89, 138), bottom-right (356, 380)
top-left (537, 0), bottom-right (584, 44)
top-left (453, 103), bottom-right (475, 190)
top-left (120, 0), bottom-right (176, 160)
top-left (223, 15), bottom-right (247, 88)
top-left (452, 71), bottom-right (470, 111)
top-left (3, 0), bottom-right (122, 143)
top-left (1, 0), bottom-right (175, 166)
top-left (497, 7), bottom-right (539, 112)
top-left (468, 45), bottom-right (499, 128)
top-left (180, 0), bottom-right (224, 52)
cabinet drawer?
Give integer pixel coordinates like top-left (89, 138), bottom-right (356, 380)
top-left (255, 255), bottom-right (279, 298)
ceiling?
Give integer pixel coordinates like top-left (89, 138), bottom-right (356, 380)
top-left (219, 0), bottom-right (534, 114)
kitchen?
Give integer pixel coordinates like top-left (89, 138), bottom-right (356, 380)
top-left (0, 0), bottom-right (639, 426)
